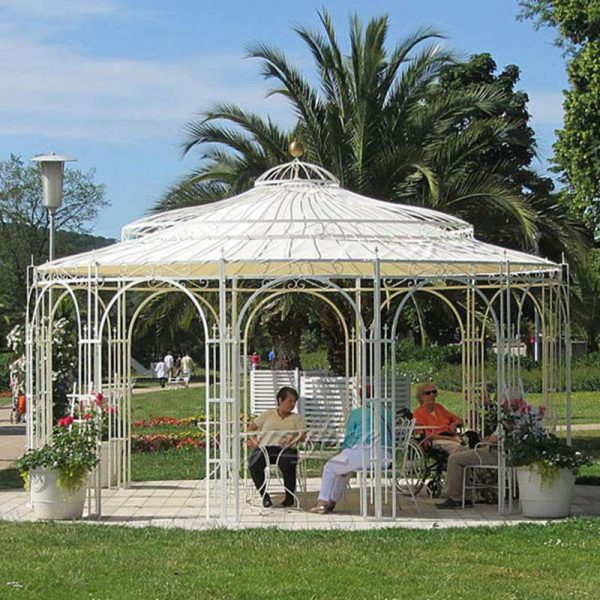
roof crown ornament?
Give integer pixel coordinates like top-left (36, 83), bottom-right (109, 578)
top-left (289, 139), bottom-right (305, 158)
top-left (255, 142), bottom-right (339, 188)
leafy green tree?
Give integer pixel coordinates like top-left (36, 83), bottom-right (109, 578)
top-left (0, 155), bottom-right (108, 341)
top-left (519, 1), bottom-right (600, 228)
top-left (571, 248), bottom-right (600, 351)
top-left (436, 52), bottom-right (589, 261)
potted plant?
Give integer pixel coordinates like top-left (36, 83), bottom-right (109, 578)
top-left (17, 411), bottom-right (99, 520)
top-left (502, 397), bottom-right (590, 518)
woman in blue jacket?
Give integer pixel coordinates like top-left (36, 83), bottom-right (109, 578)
top-left (310, 403), bottom-right (392, 514)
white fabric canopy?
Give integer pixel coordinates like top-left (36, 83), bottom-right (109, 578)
top-left (39, 161), bottom-right (559, 279)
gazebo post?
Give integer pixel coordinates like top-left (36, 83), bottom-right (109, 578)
top-left (218, 257), bottom-right (229, 521)
top-left (231, 276), bottom-right (241, 522)
top-left (372, 255), bottom-right (383, 518)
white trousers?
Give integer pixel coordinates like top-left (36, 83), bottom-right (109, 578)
top-left (318, 445), bottom-right (391, 503)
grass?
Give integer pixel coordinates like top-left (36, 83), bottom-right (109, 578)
top-left (0, 468), bottom-right (23, 490)
top-left (132, 386), bottom-right (206, 421)
top-left (0, 519), bottom-right (599, 599)
top-left (563, 430), bottom-right (600, 484)
top-left (131, 447), bottom-right (205, 481)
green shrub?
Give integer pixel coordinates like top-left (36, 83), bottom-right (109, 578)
top-left (395, 339), bottom-right (462, 367)
top-left (0, 352), bottom-right (13, 390)
top-left (301, 349), bottom-right (329, 371)
top-left (397, 358), bottom-right (600, 393)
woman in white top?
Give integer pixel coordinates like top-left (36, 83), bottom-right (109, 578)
top-left (154, 360), bottom-right (169, 388)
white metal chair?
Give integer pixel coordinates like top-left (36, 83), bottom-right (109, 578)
top-left (246, 437), bottom-right (307, 512)
top-left (394, 417), bottom-right (419, 512)
top-left (461, 442), bottom-right (514, 512)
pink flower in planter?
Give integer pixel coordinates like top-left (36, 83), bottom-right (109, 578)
top-left (95, 393), bottom-right (104, 406)
top-left (58, 415), bottom-right (74, 427)
top-left (83, 412), bottom-right (93, 420)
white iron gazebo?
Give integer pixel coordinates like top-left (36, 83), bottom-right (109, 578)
top-left (26, 159), bottom-right (571, 523)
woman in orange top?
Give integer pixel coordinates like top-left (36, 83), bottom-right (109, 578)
top-left (413, 384), bottom-right (464, 455)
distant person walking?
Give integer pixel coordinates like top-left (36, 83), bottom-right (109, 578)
top-left (180, 352), bottom-right (194, 387)
top-left (267, 348), bottom-right (276, 369)
top-left (250, 351), bottom-right (261, 371)
top-left (155, 359), bottom-right (169, 388)
top-left (164, 351), bottom-right (175, 378)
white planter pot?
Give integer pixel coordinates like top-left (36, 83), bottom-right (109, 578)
top-left (30, 468), bottom-right (86, 520)
top-left (516, 466), bottom-right (575, 518)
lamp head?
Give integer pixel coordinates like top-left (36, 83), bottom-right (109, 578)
top-left (31, 153), bottom-right (76, 210)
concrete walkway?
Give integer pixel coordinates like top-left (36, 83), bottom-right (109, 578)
top-left (1, 478), bottom-right (599, 531)
top-left (0, 406), bottom-right (26, 470)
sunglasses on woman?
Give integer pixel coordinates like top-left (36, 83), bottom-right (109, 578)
top-left (422, 389), bottom-right (438, 395)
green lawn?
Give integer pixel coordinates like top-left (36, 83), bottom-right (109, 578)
top-left (0, 467), bottom-right (23, 489)
top-left (131, 447), bottom-right (205, 481)
top-left (0, 519), bottom-right (599, 599)
top-left (132, 386), bottom-right (206, 421)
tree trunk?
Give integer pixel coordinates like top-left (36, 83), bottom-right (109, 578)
top-left (587, 331), bottom-right (599, 353)
top-left (268, 313), bottom-right (303, 370)
top-left (321, 324), bottom-right (345, 375)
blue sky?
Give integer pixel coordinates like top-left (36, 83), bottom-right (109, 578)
top-left (0, 0), bottom-right (565, 239)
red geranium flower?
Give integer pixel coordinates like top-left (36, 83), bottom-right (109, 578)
top-left (95, 393), bottom-right (104, 406)
top-left (58, 415), bottom-right (74, 427)
top-left (83, 412), bottom-right (93, 420)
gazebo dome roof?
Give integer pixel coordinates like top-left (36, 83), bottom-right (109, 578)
top-left (40, 160), bottom-right (559, 279)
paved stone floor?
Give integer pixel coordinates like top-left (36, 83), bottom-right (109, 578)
top-left (1, 478), bottom-right (598, 531)
top-left (0, 405), bottom-right (26, 470)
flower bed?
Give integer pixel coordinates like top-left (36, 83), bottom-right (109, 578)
top-left (131, 413), bottom-right (253, 453)
top-left (132, 432), bottom-right (206, 453)
top-left (133, 415), bottom-right (203, 428)
top-left (133, 414), bottom-right (252, 428)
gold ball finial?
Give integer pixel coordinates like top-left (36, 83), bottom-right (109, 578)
top-left (289, 139), bottom-right (305, 158)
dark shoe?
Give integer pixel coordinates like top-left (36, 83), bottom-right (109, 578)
top-left (262, 495), bottom-right (273, 508)
top-left (281, 496), bottom-right (295, 508)
top-left (436, 498), bottom-right (472, 509)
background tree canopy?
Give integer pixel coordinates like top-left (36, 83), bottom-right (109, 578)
top-left (0, 154), bottom-right (111, 351)
top-left (519, 0), bottom-right (600, 229)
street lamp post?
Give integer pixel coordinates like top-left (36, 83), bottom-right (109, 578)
top-left (31, 153), bottom-right (76, 261)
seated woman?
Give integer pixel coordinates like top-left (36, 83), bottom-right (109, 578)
top-left (412, 384), bottom-right (464, 455)
top-left (247, 386), bottom-right (306, 508)
top-left (310, 403), bottom-right (392, 514)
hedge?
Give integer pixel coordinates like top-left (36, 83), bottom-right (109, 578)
top-left (398, 360), bottom-right (600, 393)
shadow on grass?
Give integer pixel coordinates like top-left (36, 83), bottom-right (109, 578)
top-left (0, 468), bottom-right (24, 490)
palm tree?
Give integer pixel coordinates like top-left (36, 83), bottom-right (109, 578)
top-left (158, 11), bottom-right (538, 245)
top-left (152, 11), bottom-right (586, 367)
